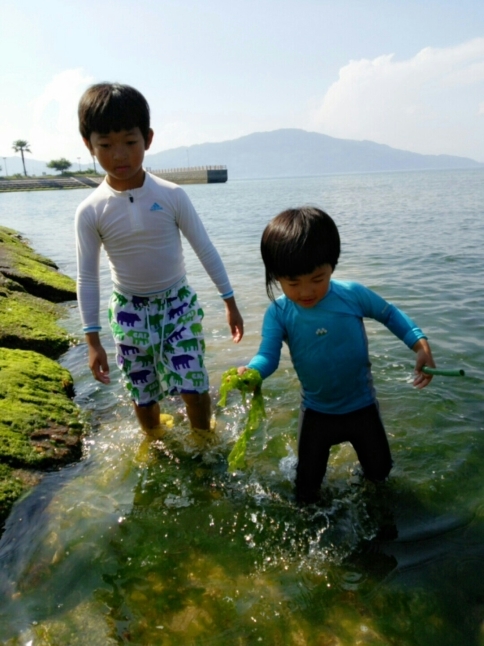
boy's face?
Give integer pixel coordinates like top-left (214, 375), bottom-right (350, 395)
top-left (278, 264), bottom-right (333, 308)
top-left (84, 127), bottom-right (153, 191)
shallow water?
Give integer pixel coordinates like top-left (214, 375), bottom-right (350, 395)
top-left (0, 170), bottom-right (483, 645)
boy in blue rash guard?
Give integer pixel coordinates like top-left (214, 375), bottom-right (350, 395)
top-left (238, 207), bottom-right (436, 504)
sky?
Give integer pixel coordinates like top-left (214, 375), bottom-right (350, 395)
top-left (1, 0), bottom-right (484, 167)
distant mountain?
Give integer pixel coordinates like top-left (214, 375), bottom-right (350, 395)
top-left (1, 157), bottom-right (49, 177)
top-left (145, 129), bottom-right (483, 179)
top-left (3, 129), bottom-right (482, 180)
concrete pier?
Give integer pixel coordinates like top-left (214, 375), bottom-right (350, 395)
top-left (150, 166), bottom-right (227, 184)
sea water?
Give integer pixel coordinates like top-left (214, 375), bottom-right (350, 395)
top-left (0, 169), bottom-right (483, 645)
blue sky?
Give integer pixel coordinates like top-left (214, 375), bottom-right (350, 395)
top-left (1, 0), bottom-right (483, 165)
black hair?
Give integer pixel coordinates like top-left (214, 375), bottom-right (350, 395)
top-left (78, 83), bottom-right (151, 143)
top-left (261, 206), bottom-right (341, 300)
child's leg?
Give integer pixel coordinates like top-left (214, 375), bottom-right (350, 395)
top-left (295, 407), bottom-right (334, 503)
top-left (158, 281), bottom-right (210, 437)
top-left (181, 391), bottom-right (211, 431)
top-left (348, 404), bottom-right (393, 482)
top-left (109, 292), bottom-right (166, 435)
top-left (133, 401), bottom-right (162, 435)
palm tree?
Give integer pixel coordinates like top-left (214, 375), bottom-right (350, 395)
top-left (12, 140), bottom-right (32, 176)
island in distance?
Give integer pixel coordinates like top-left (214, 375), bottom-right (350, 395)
top-left (145, 128), bottom-right (484, 180)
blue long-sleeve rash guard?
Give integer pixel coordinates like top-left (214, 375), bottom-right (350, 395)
top-left (247, 280), bottom-right (426, 415)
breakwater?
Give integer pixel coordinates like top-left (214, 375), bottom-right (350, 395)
top-left (151, 165), bottom-right (228, 184)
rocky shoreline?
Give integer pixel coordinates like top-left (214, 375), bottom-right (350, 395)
top-left (0, 226), bottom-right (84, 532)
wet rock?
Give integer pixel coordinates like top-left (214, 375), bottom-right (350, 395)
top-left (0, 227), bottom-right (76, 302)
top-left (0, 226), bottom-right (84, 530)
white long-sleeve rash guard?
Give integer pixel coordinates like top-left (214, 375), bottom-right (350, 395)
top-left (75, 172), bottom-right (234, 332)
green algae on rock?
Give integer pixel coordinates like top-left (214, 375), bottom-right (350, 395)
top-left (0, 226), bottom-right (83, 530)
top-left (0, 226), bottom-right (76, 302)
top-left (0, 225), bottom-right (76, 360)
top-left (0, 290), bottom-right (74, 359)
top-left (0, 463), bottom-right (26, 524)
top-left (0, 348), bottom-right (83, 467)
top-left (0, 348), bottom-right (84, 525)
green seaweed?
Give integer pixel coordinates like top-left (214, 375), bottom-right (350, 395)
top-left (218, 368), bottom-right (265, 471)
top-left (0, 348), bottom-right (83, 469)
top-left (0, 225), bottom-right (76, 302)
top-left (0, 291), bottom-right (73, 358)
top-left (0, 463), bottom-right (26, 523)
top-left (0, 344), bottom-right (82, 528)
top-left (0, 229), bottom-right (83, 533)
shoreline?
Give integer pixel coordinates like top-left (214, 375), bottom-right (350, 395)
top-left (0, 167), bottom-right (228, 192)
top-left (0, 176), bottom-right (101, 193)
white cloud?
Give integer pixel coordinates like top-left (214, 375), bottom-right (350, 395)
top-left (313, 39), bottom-right (484, 162)
top-left (30, 69), bottom-right (94, 163)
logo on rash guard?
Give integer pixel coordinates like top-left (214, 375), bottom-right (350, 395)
top-left (150, 203), bottom-right (164, 211)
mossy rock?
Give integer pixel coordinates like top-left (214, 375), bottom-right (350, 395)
top-left (0, 348), bottom-right (85, 527)
top-left (0, 463), bottom-right (30, 525)
top-left (0, 230), bottom-right (83, 532)
top-left (0, 290), bottom-right (73, 359)
top-left (0, 226), bottom-right (76, 302)
top-left (0, 348), bottom-right (84, 470)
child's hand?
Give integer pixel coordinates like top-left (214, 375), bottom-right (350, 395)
top-left (86, 333), bottom-right (111, 384)
top-left (236, 367), bottom-right (262, 392)
top-left (88, 345), bottom-right (111, 384)
top-left (223, 366), bottom-right (261, 390)
top-left (224, 297), bottom-right (244, 343)
top-left (412, 338), bottom-right (435, 389)
top-left (236, 366), bottom-right (259, 391)
top-left (218, 367), bottom-right (262, 405)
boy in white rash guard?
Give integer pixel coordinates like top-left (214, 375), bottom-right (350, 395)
top-left (238, 207), bottom-right (436, 504)
top-left (75, 83), bottom-right (244, 438)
